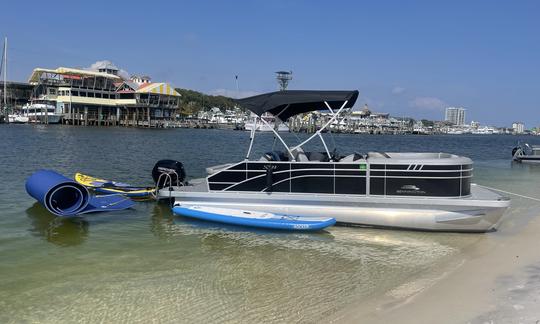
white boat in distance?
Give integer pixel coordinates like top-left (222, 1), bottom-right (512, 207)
top-left (22, 101), bottom-right (62, 124)
top-left (156, 90), bottom-right (509, 232)
top-left (244, 113), bottom-right (289, 132)
top-left (2, 38), bottom-right (30, 125)
top-left (512, 143), bottom-right (540, 163)
top-left (8, 113), bottom-right (29, 123)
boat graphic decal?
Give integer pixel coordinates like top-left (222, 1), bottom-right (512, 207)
top-left (396, 184), bottom-right (426, 195)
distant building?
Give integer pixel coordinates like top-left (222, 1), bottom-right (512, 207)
top-left (512, 122), bottom-right (525, 134)
top-left (95, 61), bottom-right (120, 76)
top-left (130, 75), bottom-right (151, 85)
top-left (349, 104), bottom-right (389, 120)
top-left (27, 63), bottom-right (180, 126)
top-left (445, 107), bottom-right (466, 125)
top-left (0, 81), bottom-right (33, 110)
top-left (359, 104), bottom-right (371, 118)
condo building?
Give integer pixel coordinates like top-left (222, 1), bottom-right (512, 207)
top-left (512, 122), bottom-right (525, 134)
top-left (445, 107), bottom-right (466, 126)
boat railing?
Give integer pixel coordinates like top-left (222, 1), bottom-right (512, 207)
top-left (153, 168), bottom-right (184, 201)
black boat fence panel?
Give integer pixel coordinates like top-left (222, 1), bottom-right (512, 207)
top-left (207, 161), bottom-right (472, 197)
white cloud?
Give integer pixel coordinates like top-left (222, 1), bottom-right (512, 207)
top-left (391, 86), bottom-right (405, 95)
top-left (210, 89), bottom-right (260, 99)
top-left (86, 60), bottom-right (130, 80)
top-left (409, 97), bottom-right (446, 110)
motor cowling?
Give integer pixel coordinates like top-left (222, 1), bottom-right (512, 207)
top-left (152, 160), bottom-right (186, 188)
top-left (512, 147), bottom-right (519, 157)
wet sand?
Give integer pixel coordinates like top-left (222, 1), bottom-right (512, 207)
top-left (330, 202), bottom-right (540, 323)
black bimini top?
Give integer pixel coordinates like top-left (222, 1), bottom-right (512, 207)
top-left (235, 90), bottom-right (359, 121)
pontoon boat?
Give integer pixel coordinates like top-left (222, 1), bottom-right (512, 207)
top-left (512, 143), bottom-right (540, 163)
top-left (157, 90), bottom-right (509, 232)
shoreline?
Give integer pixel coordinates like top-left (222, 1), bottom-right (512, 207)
top-left (2, 122), bottom-right (538, 136)
top-left (329, 205), bottom-right (540, 323)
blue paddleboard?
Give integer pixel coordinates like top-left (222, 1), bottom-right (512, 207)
top-left (172, 205), bottom-right (335, 231)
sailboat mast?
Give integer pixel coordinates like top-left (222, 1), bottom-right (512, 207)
top-left (3, 37), bottom-right (6, 118)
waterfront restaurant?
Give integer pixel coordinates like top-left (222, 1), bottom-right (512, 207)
top-left (27, 65), bottom-right (180, 126)
top-left (0, 81), bottom-right (33, 110)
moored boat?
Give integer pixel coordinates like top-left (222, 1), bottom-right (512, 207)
top-left (7, 113), bottom-right (29, 123)
top-left (156, 90), bottom-right (510, 232)
top-left (22, 101), bottom-right (63, 124)
top-left (512, 143), bottom-right (540, 163)
top-left (244, 113), bottom-right (289, 132)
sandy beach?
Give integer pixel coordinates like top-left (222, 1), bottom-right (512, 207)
top-left (330, 199), bottom-right (540, 323)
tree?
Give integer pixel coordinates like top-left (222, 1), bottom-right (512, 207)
top-left (175, 88), bottom-right (239, 117)
top-left (421, 119), bottom-right (435, 127)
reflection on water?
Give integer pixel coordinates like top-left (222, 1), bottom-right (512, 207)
top-left (149, 201), bottom-right (175, 239)
top-left (510, 161), bottom-right (540, 172)
top-left (26, 203), bottom-right (89, 247)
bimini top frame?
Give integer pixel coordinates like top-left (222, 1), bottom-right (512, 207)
top-left (235, 90), bottom-right (359, 161)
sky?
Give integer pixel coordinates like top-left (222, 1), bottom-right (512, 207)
top-left (1, 1), bottom-right (538, 127)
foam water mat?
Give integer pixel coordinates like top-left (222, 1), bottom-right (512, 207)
top-left (25, 170), bottom-right (134, 217)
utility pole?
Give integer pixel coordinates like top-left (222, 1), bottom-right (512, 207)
top-left (235, 75), bottom-right (239, 98)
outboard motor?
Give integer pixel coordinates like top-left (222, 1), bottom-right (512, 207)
top-left (152, 160), bottom-right (186, 188)
top-left (512, 146), bottom-right (519, 157)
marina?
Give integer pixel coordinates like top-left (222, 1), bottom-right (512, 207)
top-left (0, 57), bottom-right (534, 134)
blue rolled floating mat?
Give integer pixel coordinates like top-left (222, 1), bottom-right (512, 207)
top-left (25, 170), bottom-right (135, 217)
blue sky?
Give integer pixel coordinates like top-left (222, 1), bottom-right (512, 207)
top-left (1, 1), bottom-right (538, 126)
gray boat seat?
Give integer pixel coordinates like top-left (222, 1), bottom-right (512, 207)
top-left (206, 163), bottom-right (233, 175)
top-left (260, 151), bottom-right (289, 161)
top-left (292, 148), bottom-right (310, 162)
top-left (306, 151), bottom-right (327, 162)
top-left (367, 152), bottom-right (391, 158)
top-left (339, 152), bottom-right (365, 162)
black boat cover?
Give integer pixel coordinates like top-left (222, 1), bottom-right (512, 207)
top-left (235, 90), bottom-right (359, 120)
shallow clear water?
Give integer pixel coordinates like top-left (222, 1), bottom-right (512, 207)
top-left (1, 125), bottom-right (539, 323)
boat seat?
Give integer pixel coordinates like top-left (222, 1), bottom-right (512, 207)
top-left (260, 151), bottom-right (289, 162)
top-left (367, 152), bottom-right (391, 159)
top-left (206, 163), bottom-right (233, 175)
top-left (297, 152), bottom-right (310, 162)
top-left (292, 148), bottom-right (310, 162)
top-left (306, 151), bottom-right (328, 162)
top-left (339, 152), bottom-right (365, 162)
